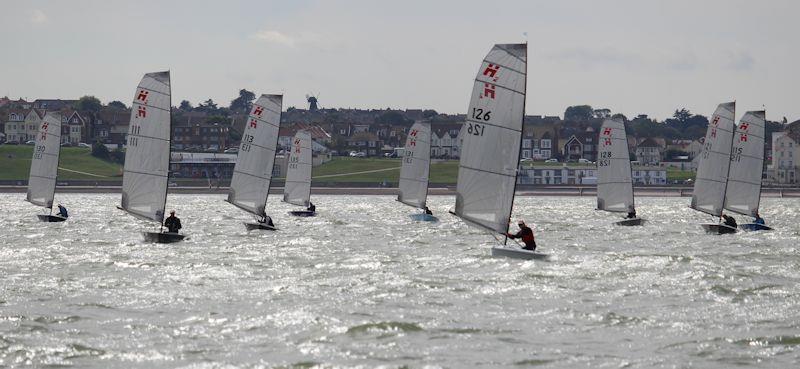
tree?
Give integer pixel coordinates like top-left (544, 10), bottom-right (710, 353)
top-left (422, 109), bottom-right (438, 118)
top-left (230, 89), bottom-right (256, 113)
top-left (673, 108), bottom-right (692, 123)
top-left (196, 99), bottom-right (218, 113)
top-left (108, 100), bottom-right (127, 109)
top-left (564, 105), bottom-right (593, 121)
top-left (91, 141), bottom-right (110, 160)
top-left (611, 113), bottom-right (628, 122)
top-left (75, 95), bottom-right (102, 112)
top-left (179, 100), bottom-right (193, 111)
top-left (593, 108), bottom-right (611, 119)
top-left (377, 111), bottom-right (408, 125)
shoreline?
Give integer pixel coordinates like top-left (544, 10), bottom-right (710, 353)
top-left (1, 185), bottom-right (799, 197)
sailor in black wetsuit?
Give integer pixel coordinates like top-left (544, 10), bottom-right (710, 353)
top-left (424, 206), bottom-right (432, 215)
top-left (56, 204), bottom-right (69, 218)
top-left (307, 202), bottom-right (316, 212)
top-left (721, 213), bottom-right (737, 228)
top-left (258, 215), bottom-right (274, 227)
top-left (626, 209), bottom-right (637, 219)
top-left (164, 211), bottom-right (182, 233)
top-left (506, 220), bottom-right (536, 251)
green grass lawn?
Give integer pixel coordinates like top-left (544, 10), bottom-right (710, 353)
top-left (666, 168), bottom-right (695, 182)
top-left (0, 145), bottom-right (122, 180)
top-left (311, 157), bottom-right (459, 184)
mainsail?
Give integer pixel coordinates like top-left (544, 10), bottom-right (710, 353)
top-left (227, 94), bottom-right (283, 217)
top-left (120, 71), bottom-right (172, 223)
top-left (690, 102), bottom-right (736, 217)
top-left (26, 112), bottom-right (62, 209)
top-left (397, 121), bottom-right (432, 208)
top-left (283, 130), bottom-right (312, 207)
top-left (454, 43), bottom-right (527, 234)
top-left (596, 118), bottom-right (634, 213)
top-left (724, 110), bottom-right (765, 217)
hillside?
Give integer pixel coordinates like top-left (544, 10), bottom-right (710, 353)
top-left (0, 146), bottom-right (122, 180)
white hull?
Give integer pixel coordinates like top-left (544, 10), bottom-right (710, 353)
top-left (491, 246), bottom-right (548, 260)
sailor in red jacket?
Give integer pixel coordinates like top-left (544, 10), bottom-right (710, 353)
top-left (507, 220), bottom-right (536, 251)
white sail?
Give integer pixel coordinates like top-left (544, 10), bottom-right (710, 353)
top-left (120, 71), bottom-right (172, 223)
top-left (283, 130), bottom-right (312, 207)
top-left (724, 110), bottom-right (765, 217)
top-left (596, 118), bottom-right (634, 213)
top-left (397, 122), bottom-right (431, 208)
top-left (454, 43), bottom-right (527, 234)
top-left (691, 102), bottom-right (736, 217)
top-left (26, 112), bottom-right (62, 209)
top-left (227, 94), bottom-right (283, 217)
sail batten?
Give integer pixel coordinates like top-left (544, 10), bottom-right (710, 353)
top-left (227, 94), bottom-right (283, 217)
top-left (597, 118), bottom-right (634, 213)
top-left (397, 122), bottom-right (431, 209)
top-left (454, 43), bottom-right (527, 235)
top-left (26, 112), bottom-right (62, 209)
top-left (691, 102), bottom-right (736, 217)
top-left (119, 71), bottom-right (172, 223)
top-left (283, 131), bottom-right (313, 207)
top-left (724, 110), bottom-right (765, 217)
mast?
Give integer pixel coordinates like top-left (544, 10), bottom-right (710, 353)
top-left (162, 71), bottom-right (173, 231)
top-left (505, 42), bottom-right (528, 245)
top-left (718, 102), bottom-right (736, 221)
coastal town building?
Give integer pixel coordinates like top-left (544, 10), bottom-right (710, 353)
top-left (518, 164), bottom-right (666, 185)
top-left (635, 138), bottom-right (663, 164)
top-left (768, 129), bottom-right (799, 184)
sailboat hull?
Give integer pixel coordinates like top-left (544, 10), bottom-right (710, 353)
top-left (491, 246), bottom-right (548, 260)
top-left (739, 223), bottom-right (773, 232)
top-left (614, 218), bottom-right (644, 226)
top-left (37, 214), bottom-right (67, 222)
top-left (244, 222), bottom-right (277, 231)
top-left (700, 223), bottom-right (738, 234)
top-left (289, 210), bottom-right (316, 217)
top-left (143, 231), bottom-right (186, 243)
top-left (410, 214), bottom-right (438, 222)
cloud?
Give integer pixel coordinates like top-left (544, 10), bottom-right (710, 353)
top-left (30, 9), bottom-right (48, 24)
top-left (546, 47), bottom-right (642, 69)
top-left (252, 30), bottom-right (296, 47)
top-left (727, 51), bottom-right (755, 71)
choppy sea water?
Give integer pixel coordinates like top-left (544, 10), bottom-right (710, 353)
top-left (1, 193), bottom-right (799, 368)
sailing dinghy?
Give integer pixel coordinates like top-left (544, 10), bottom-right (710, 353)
top-left (27, 111), bottom-right (66, 222)
top-left (450, 43), bottom-right (543, 260)
top-left (596, 118), bottom-right (643, 226)
top-left (690, 102), bottom-right (738, 234)
top-left (397, 121), bottom-right (437, 221)
top-left (227, 94), bottom-right (283, 231)
top-left (118, 71), bottom-right (185, 243)
top-left (283, 130), bottom-right (315, 217)
top-left (724, 110), bottom-right (772, 231)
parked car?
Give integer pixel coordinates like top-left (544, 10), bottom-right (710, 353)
top-left (77, 142), bottom-right (91, 148)
top-left (25, 140), bottom-right (36, 145)
top-left (223, 147), bottom-right (239, 154)
top-left (545, 158), bottom-right (558, 163)
top-left (350, 151), bottom-right (366, 158)
top-left (60, 142), bottom-right (72, 147)
top-left (578, 158), bottom-right (593, 164)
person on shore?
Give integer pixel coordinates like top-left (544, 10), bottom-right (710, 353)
top-left (164, 210), bottom-right (182, 233)
top-left (721, 213), bottom-right (737, 228)
top-left (258, 215), bottom-right (274, 227)
top-left (307, 202), bottom-right (316, 213)
top-left (753, 211), bottom-right (765, 225)
top-left (507, 220), bottom-right (536, 251)
top-left (56, 204), bottom-right (68, 218)
top-left (424, 206), bottom-right (433, 215)
top-left (626, 209), bottom-right (637, 219)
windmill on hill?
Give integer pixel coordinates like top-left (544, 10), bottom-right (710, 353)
top-left (305, 93), bottom-right (320, 111)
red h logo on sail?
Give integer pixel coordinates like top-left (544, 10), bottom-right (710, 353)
top-left (137, 106), bottom-right (147, 118)
top-left (482, 83), bottom-right (496, 99)
top-left (409, 129), bottom-right (418, 137)
top-left (711, 116), bottom-right (720, 126)
top-left (136, 90), bottom-right (149, 103)
top-left (252, 106), bottom-right (263, 117)
top-left (483, 64), bottom-right (500, 79)
top-left (408, 129), bottom-right (418, 146)
top-left (40, 122), bottom-right (48, 140)
top-left (740, 122), bottom-right (749, 131)
top-left (740, 134), bottom-right (748, 142)
top-left (603, 127), bottom-right (612, 136)
top-left (250, 119), bottom-right (257, 128)
top-left (604, 138), bottom-right (612, 146)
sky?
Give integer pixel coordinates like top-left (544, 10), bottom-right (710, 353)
top-left (1, 0), bottom-right (797, 121)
